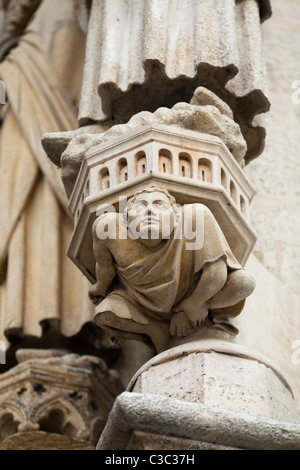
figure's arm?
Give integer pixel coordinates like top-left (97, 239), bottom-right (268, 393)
top-left (170, 258), bottom-right (227, 335)
top-left (89, 216), bottom-right (117, 305)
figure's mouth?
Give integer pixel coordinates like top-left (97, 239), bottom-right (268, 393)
top-left (140, 217), bottom-right (160, 225)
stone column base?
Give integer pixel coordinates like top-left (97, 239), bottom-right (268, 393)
top-left (127, 337), bottom-right (300, 423)
top-left (96, 392), bottom-right (300, 450)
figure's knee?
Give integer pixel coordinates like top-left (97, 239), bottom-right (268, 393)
top-left (230, 269), bottom-right (256, 298)
top-left (94, 310), bottom-right (115, 329)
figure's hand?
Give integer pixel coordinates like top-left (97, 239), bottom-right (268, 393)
top-left (89, 293), bottom-right (104, 306)
top-left (170, 311), bottom-right (194, 337)
top-left (173, 299), bottom-right (208, 328)
top-left (88, 285), bottom-right (104, 306)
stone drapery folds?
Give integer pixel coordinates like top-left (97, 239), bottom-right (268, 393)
top-left (0, 2), bottom-right (93, 347)
top-left (75, 0), bottom-right (271, 162)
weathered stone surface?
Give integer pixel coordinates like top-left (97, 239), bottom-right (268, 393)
top-left (127, 431), bottom-right (239, 450)
top-left (0, 431), bottom-right (94, 451)
top-left (97, 392), bottom-right (300, 450)
top-left (237, 254), bottom-right (300, 408)
top-left (43, 87), bottom-right (247, 198)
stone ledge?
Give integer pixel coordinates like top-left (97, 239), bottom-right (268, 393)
top-left (97, 392), bottom-right (300, 451)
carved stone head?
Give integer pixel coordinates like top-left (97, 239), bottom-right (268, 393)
top-left (125, 187), bottom-right (179, 247)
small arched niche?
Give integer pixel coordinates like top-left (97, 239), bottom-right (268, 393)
top-left (198, 158), bottom-right (212, 182)
top-left (159, 149), bottom-right (172, 174)
top-left (38, 408), bottom-right (77, 438)
top-left (117, 158), bottom-right (128, 183)
top-left (85, 178), bottom-right (90, 197)
top-left (135, 151), bottom-right (147, 175)
top-left (179, 153), bottom-right (192, 178)
top-left (0, 413), bottom-right (20, 441)
top-left (221, 168), bottom-right (227, 189)
top-left (99, 168), bottom-right (110, 191)
top-left (240, 195), bottom-right (247, 216)
top-left (230, 180), bottom-right (238, 204)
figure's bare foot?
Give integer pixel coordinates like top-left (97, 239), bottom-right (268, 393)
top-left (186, 303), bottom-right (209, 328)
top-left (173, 299), bottom-right (209, 328)
top-left (170, 311), bottom-right (194, 337)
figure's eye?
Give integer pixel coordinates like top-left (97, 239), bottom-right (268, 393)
top-left (134, 201), bottom-right (147, 209)
top-left (153, 200), bottom-right (169, 208)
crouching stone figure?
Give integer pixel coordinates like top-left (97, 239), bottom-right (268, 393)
top-left (89, 187), bottom-right (255, 353)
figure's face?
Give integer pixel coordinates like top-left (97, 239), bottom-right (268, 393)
top-left (127, 191), bottom-right (175, 243)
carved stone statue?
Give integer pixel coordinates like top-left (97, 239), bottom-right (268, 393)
top-left (90, 187), bottom-right (255, 353)
top-left (0, 0), bottom-right (94, 347)
top-left (74, 0), bottom-right (271, 162)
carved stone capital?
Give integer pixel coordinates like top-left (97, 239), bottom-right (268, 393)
top-left (66, 123), bottom-right (256, 282)
top-left (0, 350), bottom-right (123, 450)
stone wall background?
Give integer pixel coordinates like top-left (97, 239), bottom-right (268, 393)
top-left (240, 0), bottom-right (300, 407)
top-left (245, 0), bottom-right (300, 294)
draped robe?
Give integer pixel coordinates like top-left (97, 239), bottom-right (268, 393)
top-left (76, 0), bottom-right (271, 161)
top-left (0, 0), bottom-right (93, 347)
top-left (96, 205), bottom-right (242, 324)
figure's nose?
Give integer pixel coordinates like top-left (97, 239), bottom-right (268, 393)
top-left (146, 203), bottom-right (156, 216)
